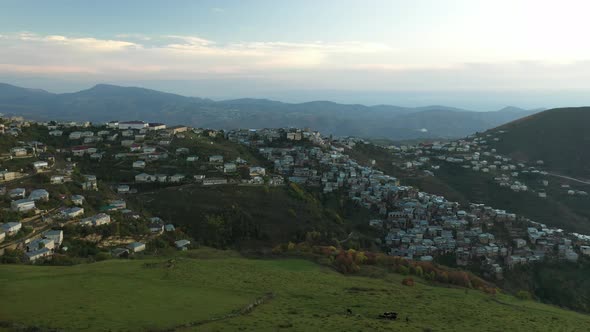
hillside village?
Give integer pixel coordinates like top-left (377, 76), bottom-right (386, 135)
top-left (1, 115), bottom-right (590, 280)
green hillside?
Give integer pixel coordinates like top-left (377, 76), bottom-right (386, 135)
top-left (132, 184), bottom-right (374, 248)
top-left (1, 249), bottom-right (588, 332)
top-left (488, 107), bottom-right (590, 179)
top-left (350, 142), bottom-right (590, 234)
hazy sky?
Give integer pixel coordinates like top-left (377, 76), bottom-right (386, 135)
top-left (1, 0), bottom-right (590, 109)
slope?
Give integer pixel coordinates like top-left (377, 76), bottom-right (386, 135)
top-left (488, 107), bottom-right (590, 179)
top-left (0, 249), bottom-right (588, 332)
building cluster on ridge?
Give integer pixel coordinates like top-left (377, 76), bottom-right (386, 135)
top-left (1, 115), bottom-right (589, 272)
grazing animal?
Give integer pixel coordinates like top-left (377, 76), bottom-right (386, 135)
top-left (346, 308), bottom-right (353, 315)
top-left (378, 312), bottom-right (398, 320)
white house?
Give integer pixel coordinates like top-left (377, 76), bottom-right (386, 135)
top-left (169, 174), bottom-right (185, 183)
top-left (209, 155), bottom-right (224, 163)
top-left (1, 222), bottom-right (22, 235)
top-left (135, 173), bottom-right (154, 182)
top-left (25, 248), bottom-right (52, 262)
top-left (117, 185), bottom-right (130, 193)
top-left (27, 238), bottom-right (55, 253)
top-left (249, 166), bottom-right (266, 177)
top-left (143, 146), bottom-right (156, 154)
top-left (8, 188), bottom-right (26, 199)
top-left (49, 130), bottom-right (63, 136)
top-left (148, 123), bottom-right (166, 131)
top-left (44, 229), bottom-right (64, 247)
top-left (127, 242), bottom-right (146, 253)
top-left (69, 131), bottom-right (82, 140)
top-left (223, 163), bottom-right (237, 173)
top-left (10, 147), bottom-right (28, 157)
top-left (61, 207), bottom-right (85, 219)
top-left (119, 121), bottom-right (148, 130)
top-left (29, 189), bottom-right (49, 201)
top-left (71, 194), bottom-right (85, 206)
top-left (132, 160), bottom-right (146, 169)
top-left (32, 161), bottom-right (49, 170)
top-left (11, 198), bottom-right (36, 212)
top-left (175, 239), bottom-right (191, 250)
top-left (50, 175), bottom-right (65, 184)
top-left (79, 213), bottom-right (111, 227)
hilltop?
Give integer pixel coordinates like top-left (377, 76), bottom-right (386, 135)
top-left (1, 248), bottom-right (588, 332)
top-left (0, 83), bottom-right (541, 140)
top-left (487, 107), bottom-right (590, 179)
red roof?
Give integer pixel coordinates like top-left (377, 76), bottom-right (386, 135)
top-left (71, 145), bottom-right (91, 151)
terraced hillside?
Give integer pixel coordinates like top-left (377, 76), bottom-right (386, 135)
top-left (488, 107), bottom-right (590, 179)
top-left (1, 249), bottom-right (588, 332)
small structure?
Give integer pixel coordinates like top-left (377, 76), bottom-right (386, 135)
top-left (29, 189), bottom-right (49, 201)
top-left (11, 198), bottom-right (36, 212)
top-left (133, 160), bottom-right (146, 169)
top-left (8, 188), bottom-right (26, 199)
top-left (1, 222), bottom-right (22, 235)
top-left (127, 242), bottom-right (146, 253)
top-left (175, 239), bottom-right (191, 250)
top-left (117, 185), bottom-right (130, 193)
top-left (71, 195), bottom-right (85, 206)
top-left (119, 121), bottom-right (148, 130)
top-left (209, 155), bottom-right (224, 163)
top-left (44, 229), bottom-right (64, 247)
top-left (61, 207), bottom-right (85, 219)
top-left (79, 213), bottom-right (111, 226)
top-left (223, 163), bottom-right (237, 173)
top-left (32, 161), bottom-right (49, 171)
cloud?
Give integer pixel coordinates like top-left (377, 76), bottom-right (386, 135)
top-left (1, 31), bottom-right (590, 92)
top-left (11, 32), bottom-right (139, 52)
top-left (211, 7), bottom-right (224, 13)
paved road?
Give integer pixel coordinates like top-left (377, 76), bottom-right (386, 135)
top-left (546, 173), bottom-right (590, 186)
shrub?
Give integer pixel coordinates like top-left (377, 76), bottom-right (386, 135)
top-left (397, 265), bottom-right (409, 275)
top-left (415, 266), bottom-right (424, 278)
top-left (402, 277), bottom-right (415, 286)
top-left (95, 252), bottom-right (111, 261)
top-left (516, 290), bottom-right (532, 300)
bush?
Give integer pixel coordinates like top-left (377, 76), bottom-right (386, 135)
top-left (397, 265), bottom-right (409, 275)
top-left (402, 277), bottom-right (415, 286)
top-left (415, 266), bottom-right (424, 278)
top-left (95, 252), bottom-right (111, 261)
top-left (516, 290), bottom-right (532, 300)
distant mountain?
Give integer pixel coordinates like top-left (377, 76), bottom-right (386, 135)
top-left (0, 83), bottom-right (542, 140)
top-left (487, 107), bottom-right (590, 178)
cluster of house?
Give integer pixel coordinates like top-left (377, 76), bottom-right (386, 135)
top-left (3, 113), bottom-right (588, 271)
top-left (0, 115), bottom-right (28, 136)
top-left (387, 131), bottom-right (589, 199)
top-left (225, 129), bottom-right (590, 277)
top-left (375, 192), bottom-right (589, 279)
top-left (0, 116), bottom-right (199, 262)
top-left (226, 127), bottom-right (325, 146)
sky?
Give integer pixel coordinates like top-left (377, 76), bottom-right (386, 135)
top-left (1, 0), bottom-right (590, 110)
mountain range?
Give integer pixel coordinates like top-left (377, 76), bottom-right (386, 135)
top-left (0, 83), bottom-right (543, 140)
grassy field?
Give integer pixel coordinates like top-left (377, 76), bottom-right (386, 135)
top-left (1, 249), bottom-right (589, 332)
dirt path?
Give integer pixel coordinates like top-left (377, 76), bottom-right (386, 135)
top-left (546, 173), bottom-right (590, 186)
